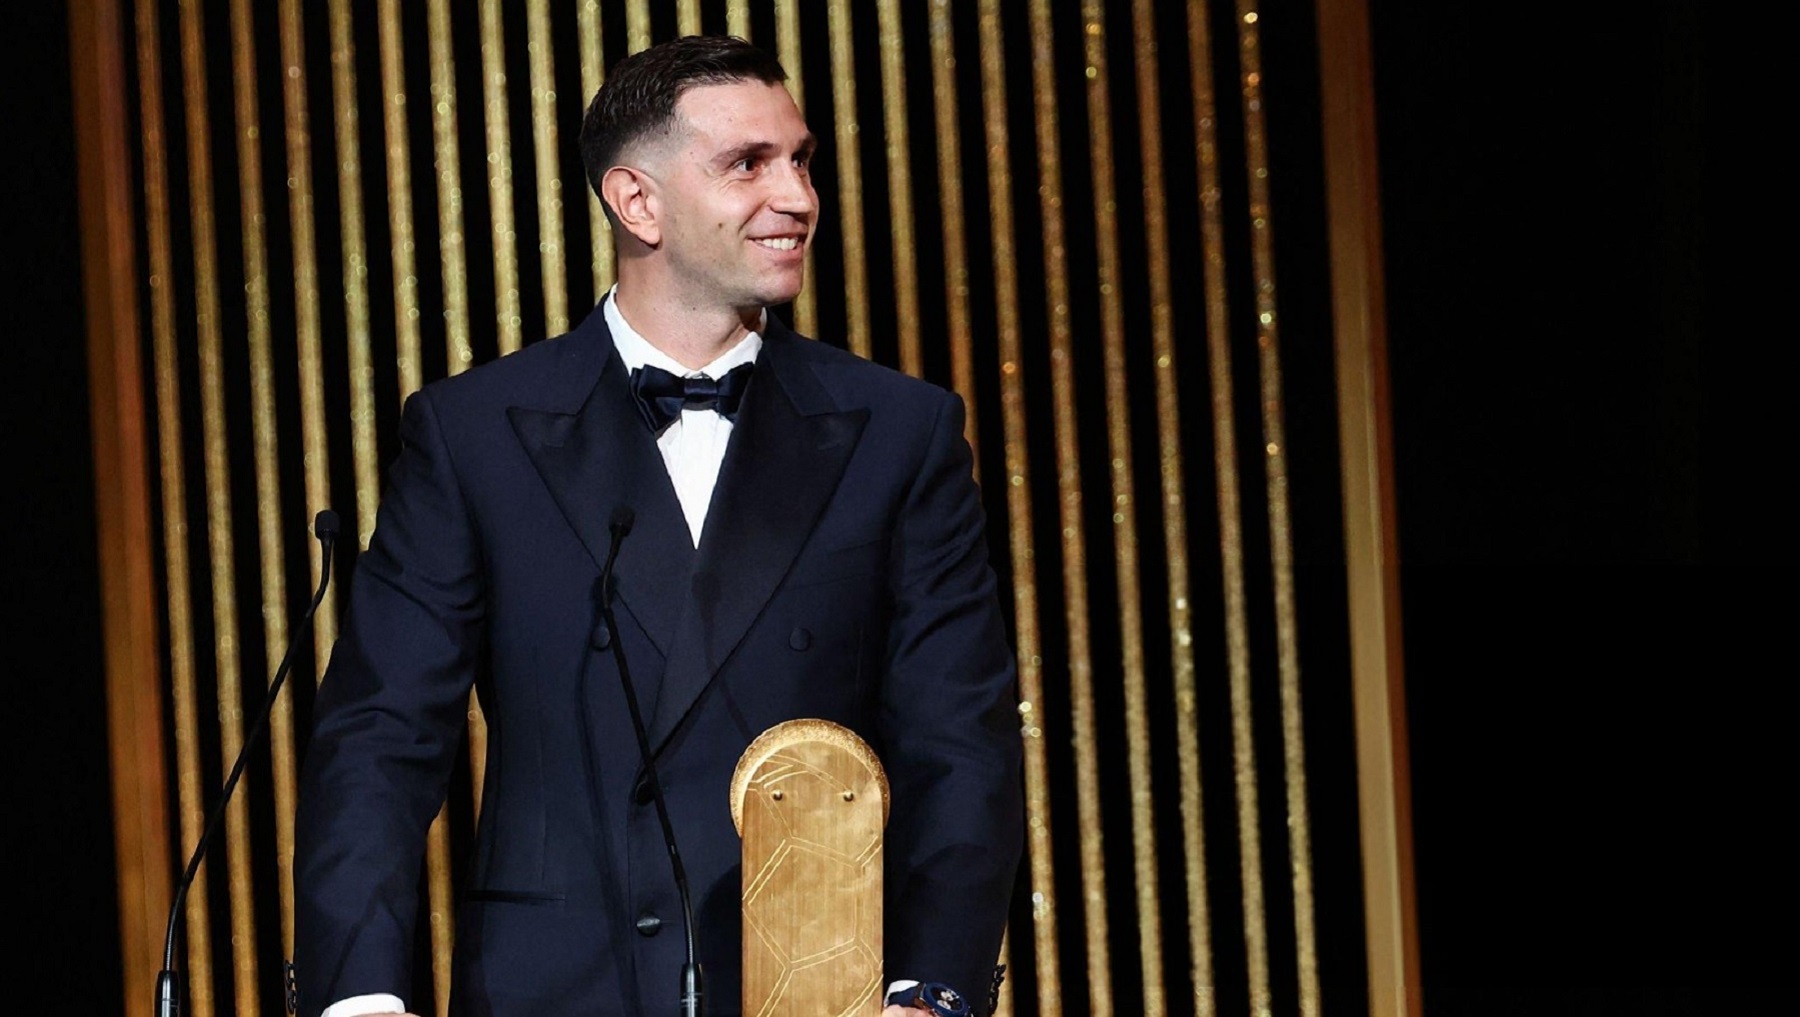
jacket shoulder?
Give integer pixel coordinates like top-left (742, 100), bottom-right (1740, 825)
top-left (779, 331), bottom-right (958, 415)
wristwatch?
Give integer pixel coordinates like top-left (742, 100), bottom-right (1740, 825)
top-left (885, 981), bottom-right (971, 1016)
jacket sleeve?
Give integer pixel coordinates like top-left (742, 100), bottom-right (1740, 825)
top-left (293, 389), bottom-right (485, 1017)
top-left (878, 391), bottom-right (1024, 1011)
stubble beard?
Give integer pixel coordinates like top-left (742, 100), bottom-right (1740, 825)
top-left (661, 231), bottom-right (793, 314)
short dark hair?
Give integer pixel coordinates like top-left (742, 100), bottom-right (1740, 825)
top-left (579, 35), bottom-right (788, 211)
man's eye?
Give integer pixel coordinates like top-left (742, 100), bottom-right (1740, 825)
top-left (735, 157), bottom-right (758, 173)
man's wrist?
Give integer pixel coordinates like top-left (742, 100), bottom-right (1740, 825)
top-left (884, 979), bottom-right (971, 1015)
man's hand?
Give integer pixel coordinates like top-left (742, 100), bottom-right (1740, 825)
top-left (882, 1006), bottom-right (931, 1016)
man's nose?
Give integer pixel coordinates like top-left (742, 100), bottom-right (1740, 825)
top-left (768, 162), bottom-right (817, 217)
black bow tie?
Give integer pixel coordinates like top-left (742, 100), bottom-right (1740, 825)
top-left (628, 361), bottom-right (755, 434)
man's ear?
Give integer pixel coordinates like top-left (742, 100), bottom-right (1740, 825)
top-left (601, 165), bottom-right (661, 247)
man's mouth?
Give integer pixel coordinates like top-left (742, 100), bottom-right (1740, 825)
top-left (751, 236), bottom-right (803, 251)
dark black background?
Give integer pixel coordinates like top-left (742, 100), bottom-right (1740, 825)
top-left (1374, 0), bottom-right (1779, 1013)
top-left (8, 0), bottom-right (1766, 1013)
top-left (3, 0), bottom-right (128, 1008)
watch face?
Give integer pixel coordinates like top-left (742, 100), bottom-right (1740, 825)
top-left (921, 982), bottom-right (969, 1016)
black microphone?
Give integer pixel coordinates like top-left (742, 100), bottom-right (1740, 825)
top-left (597, 506), bottom-right (703, 1017)
top-left (156, 510), bottom-right (340, 1017)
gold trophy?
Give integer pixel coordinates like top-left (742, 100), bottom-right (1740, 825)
top-left (732, 720), bottom-right (890, 1016)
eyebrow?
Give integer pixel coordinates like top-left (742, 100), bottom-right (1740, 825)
top-left (715, 133), bottom-right (819, 167)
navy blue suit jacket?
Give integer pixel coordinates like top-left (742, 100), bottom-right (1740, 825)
top-left (293, 305), bottom-right (1023, 1016)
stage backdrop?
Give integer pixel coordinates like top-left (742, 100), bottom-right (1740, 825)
top-left (71, 1), bottom-right (1411, 1015)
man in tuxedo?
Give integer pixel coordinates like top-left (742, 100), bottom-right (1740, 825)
top-left (294, 35), bottom-right (1022, 1017)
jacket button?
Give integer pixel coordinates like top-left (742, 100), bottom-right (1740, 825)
top-left (789, 627), bottom-right (812, 651)
top-left (633, 775), bottom-right (655, 805)
top-left (592, 623), bottom-right (612, 651)
top-left (636, 913), bottom-right (662, 937)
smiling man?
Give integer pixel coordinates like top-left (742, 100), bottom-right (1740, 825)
top-left (293, 35), bottom-right (1022, 1017)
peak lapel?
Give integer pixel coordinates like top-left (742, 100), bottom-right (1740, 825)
top-left (648, 332), bottom-right (868, 751)
top-left (507, 329), bottom-right (693, 657)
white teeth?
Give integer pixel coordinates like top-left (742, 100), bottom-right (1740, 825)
top-left (753, 237), bottom-right (800, 251)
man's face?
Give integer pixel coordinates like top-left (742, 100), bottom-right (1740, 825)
top-left (651, 80), bottom-right (818, 311)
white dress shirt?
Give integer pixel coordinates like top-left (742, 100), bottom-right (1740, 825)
top-left (604, 288), bottom-right (763, 547)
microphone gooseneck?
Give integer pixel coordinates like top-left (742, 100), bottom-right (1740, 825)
top-left (598, 507), bottom-right (703, 1017)
top-left (156, 510), bottom-right (340, 1017)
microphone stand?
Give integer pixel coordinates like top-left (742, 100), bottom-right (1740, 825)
top-left (156, 511), bottom-right (339, 1017)
top-left (599, 508), bottom-right (703, 1017)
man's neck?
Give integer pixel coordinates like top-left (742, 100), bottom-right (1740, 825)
top-left (611, 282), bottom-right (762, 371)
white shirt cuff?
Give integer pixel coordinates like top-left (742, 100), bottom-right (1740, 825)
top-left (320, 993), bottom-right (407, 1017)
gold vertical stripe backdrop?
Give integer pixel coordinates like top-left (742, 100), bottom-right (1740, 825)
top-left (325, 0), bottom-right (381, 555)
top-left (1132, 0), bottom-right (1216, 1010)
top-left (927, 0), bottom-right (981, 471)
top-left (875, 0), bottom-right (923, 379)
top-left (175, 0), bottom-right (262, 1012)
top-left (425, 807), bottom-right (454, 1017)
top-left (1315, 0), bottom-right (1423, 1008)
top-left (1023, 0), bottom-right (1111, 1011)
top-left (428, 0), bottom-right (476, 376)
top-left (825, 0), bottom-right (872, 361)
top-left (225, 0), bottom-right (299, 965)
top-left (1185, 0), bottom-right (1278, 1011)
top-left (273, 0), bottom-right (339, 996)
top-left (115, 3), bottom-right (1400, 1014)
top-left (1235, 5), bottom-right (1324, 1016)
top-left (579, 1), bottom-right (614, 299)
top-left (73, 0), bottom-right (169, 1002)
top-left (377, 0), bottom-right (424, 400)
top-left (479, 0), bottom-right (524, 355)
top-left (975, 2), bottom-right (1063, 1012)
top-left (1078, 6), bottom-right (1168, 1014)
top-left (626, 0), bottom-right (651, 55)
top-left (134, 0), bottom-right (216, 1011)
top-left (526, 0), bottom-right (570, 336)
top-left (275, 0), bottom-right (340, 697)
